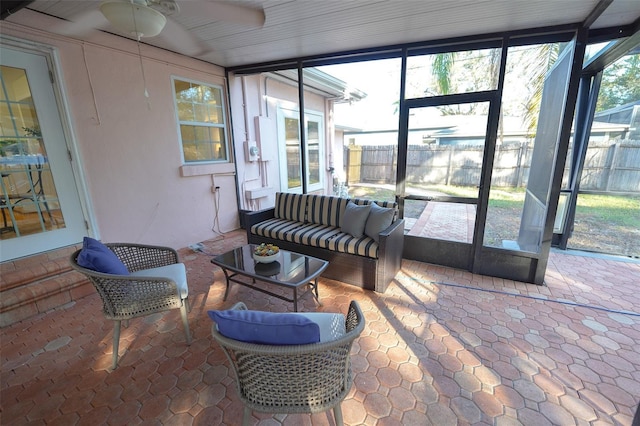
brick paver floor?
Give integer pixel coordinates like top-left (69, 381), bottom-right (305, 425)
top-left (2, 230), bottom-right (639, 425)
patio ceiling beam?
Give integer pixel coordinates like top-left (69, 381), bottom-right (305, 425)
top-left (582, 0), bottom-right (614, 29)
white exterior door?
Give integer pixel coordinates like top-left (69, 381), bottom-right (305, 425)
top-left (0, 46), bottom-right (86, 261)
top-left (277, 107), bottom-right (324, 193)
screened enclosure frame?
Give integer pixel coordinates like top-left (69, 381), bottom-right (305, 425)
top-left (227, 20), bottom-right (638, 284)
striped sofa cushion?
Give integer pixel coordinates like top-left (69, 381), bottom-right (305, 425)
top-left (274, 192), bottom-right (308, 222)
top-left (251, 218), bottom-right (301, 241)
top-left (286, 223), bottom-right (340, 248)
top-left (251, 219), bottom-right (340, 249)
top-left (306, 195), bottom-right (350, 227)
top-left (327, 232), bottom-right (379, 258)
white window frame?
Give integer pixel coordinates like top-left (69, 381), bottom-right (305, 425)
top-left (171, 76), bottom-right (229, 164)
top-left (276, 106), bottom-right (325, 193)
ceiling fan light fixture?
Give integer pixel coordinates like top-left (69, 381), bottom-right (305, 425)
top-left (100, 1), bottom-right (167, 38)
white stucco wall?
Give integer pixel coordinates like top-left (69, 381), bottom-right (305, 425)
top-left (1, 11), bottom-right (240, 250)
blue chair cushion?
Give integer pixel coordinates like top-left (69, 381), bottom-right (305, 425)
top-left (77, 237), bottom-right (129, 275)
top-left (208, 309), bottom-right (321, 345)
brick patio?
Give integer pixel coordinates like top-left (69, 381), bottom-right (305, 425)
top-left (1, 229), bottom-right (639, 425)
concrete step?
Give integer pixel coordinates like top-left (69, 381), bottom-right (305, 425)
top-left (0, 244), bottom-right (93, 327)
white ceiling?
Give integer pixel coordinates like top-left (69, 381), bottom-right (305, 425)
top-left (10, 0), bottom-right (640, 68)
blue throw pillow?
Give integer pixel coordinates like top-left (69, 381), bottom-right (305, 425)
top-left (340, 201), bottom-right (372, 238)
top-left (77, 237), bottom-right (129, 275)
top-left (364, 202), bottom-right (395, 242)
top-left (208, 309), bottom-right (321, 345)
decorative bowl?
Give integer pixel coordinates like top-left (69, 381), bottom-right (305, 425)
top-left (253, 252), bottom-right (279, 263)
top-left (253, 243), bottom-right (280, 263)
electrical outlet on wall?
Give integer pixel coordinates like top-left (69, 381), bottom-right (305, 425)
top-left (244, 140), bottom-right (259, 162)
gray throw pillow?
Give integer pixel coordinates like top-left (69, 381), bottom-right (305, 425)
top-left (341, 202), bottom-right (372, 238)
top-left (365, 202), bottom-right (395, 242)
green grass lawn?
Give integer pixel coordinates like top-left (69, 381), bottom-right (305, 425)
top-left (571, 193), bottom-right (640, 256)
top-left (574, 193), bottom-right (640, 227)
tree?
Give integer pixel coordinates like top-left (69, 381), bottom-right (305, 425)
top-left (432, 52), bottom-right (454, 95)
top-left (596, 54), bottom-right (640, 112)
top-left (521, 43), bottom-right (561, 136)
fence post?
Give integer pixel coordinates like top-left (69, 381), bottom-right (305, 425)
top-left (445, 145), bottom-right (453, 186)
top-left (390, 145), bottom-right (397, 184)
top-left (604, 142), bottom-right (620, 191)
top-left (515, 143), bottom-right (523, 188)
top-left (346, 145), bottom-right (362, 185)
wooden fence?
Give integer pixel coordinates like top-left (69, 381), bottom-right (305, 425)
top-left (345, 140), bottom-right (640, 193)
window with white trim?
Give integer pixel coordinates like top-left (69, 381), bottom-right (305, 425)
top-left (172, 78), bottom-right (228, 163)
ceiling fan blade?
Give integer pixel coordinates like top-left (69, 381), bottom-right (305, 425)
top-left (48, 9), bottom-right (110, 38)
top-left (177, 1), bottom-right (265, 28)
top-left (155, 16), bottom-right (213, 57)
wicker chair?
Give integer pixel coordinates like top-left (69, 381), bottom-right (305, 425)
top-left (70, 243), bottom-right (191, 369)
top-left (211, 301), bottom-right (365, 426)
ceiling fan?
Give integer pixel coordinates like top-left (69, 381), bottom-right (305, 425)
top-left (53, 0), bottom-right (265, 56)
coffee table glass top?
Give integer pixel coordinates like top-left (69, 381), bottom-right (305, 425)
top-left (211, 244), bottom-right (328, 287)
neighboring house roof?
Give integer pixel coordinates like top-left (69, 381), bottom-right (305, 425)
top-left (594, 100), bottom-right (640, 125)
top-left (270, 68), bottom-right (367, 102)
top-left (335, 124), bottom-right (363, 132)
top-left (343, 114), bottom-right (629, 145)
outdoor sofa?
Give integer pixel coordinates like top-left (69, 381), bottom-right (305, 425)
top-left (244, 192), bottom-right (404, 293)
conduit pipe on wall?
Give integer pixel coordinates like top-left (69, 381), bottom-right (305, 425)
top-left (257, 76), bottom-right (268, 191)
top-left (240, 75), bottom-right (264, 210)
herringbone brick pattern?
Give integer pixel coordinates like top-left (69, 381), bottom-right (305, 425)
top-left (2, 230), bottom-right (639, 425)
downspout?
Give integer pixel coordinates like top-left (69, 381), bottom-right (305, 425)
top-left (241, 75), bottom-right (260, 209)
top-left (326, 98), bottom-right (335, 194)
top-left (258, 75), bottom-right (268, 190)
top-left (241, 76), bottom-right (250, 142)
top-left (297, 64), bottom-right (307, 194)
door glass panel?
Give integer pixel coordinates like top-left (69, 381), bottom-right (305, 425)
top-left (406, 104), bottom-right (488, 196)
top-left (484, 41), bottom-right (571, 252)
top-left (307, 119), bottom-right (320, 186)
top-left (0, 65), bottom-right (65, 239)
top-left (285, 115), bottom-right (302, 190)
top-left (404, 103), bottom-right (488, 241)
top-left (277, 106), bottom-right (323, 193)
top-left (569, 51), bottom-right (640, 258)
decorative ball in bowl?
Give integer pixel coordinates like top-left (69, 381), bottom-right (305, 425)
top-left (253, 243), bottom-right (280, 263)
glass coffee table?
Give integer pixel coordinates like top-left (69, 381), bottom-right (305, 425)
top-left (210, 244), bottom-right (329, 312)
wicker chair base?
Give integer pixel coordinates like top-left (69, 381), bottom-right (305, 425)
top-left (212, 301), bottom-right (365, 426)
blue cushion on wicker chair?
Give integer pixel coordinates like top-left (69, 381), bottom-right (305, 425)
top-left (208, 310), bottom-right (321, 345)
top-left (77, 237), bottom-right (129, 275)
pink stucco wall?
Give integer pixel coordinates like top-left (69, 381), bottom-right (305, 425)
top-left (2, 11), bottom-right (240, 250)
top-left (229, 72), bottom-right (338, 211)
